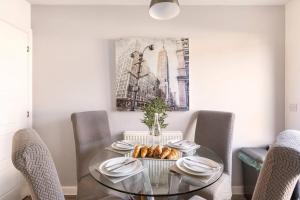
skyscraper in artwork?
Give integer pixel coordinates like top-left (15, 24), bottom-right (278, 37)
top-left (157, 43), bottom-right (170, 103)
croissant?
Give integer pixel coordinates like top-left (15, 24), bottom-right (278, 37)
top-left (167, 149), bottom-right (179, 160)
top-left (162, 146), bottom-right (169, 152)
top-left (147, 146), bottom-right (155, 157)
top-left (160, 147), bottom-right (171, 159)
top-left (153, 145), bottom-right (162, 158)
top-left (140, 146), bottom-right (148, 158)
top-left (133, 145), bottom-right (141, 158)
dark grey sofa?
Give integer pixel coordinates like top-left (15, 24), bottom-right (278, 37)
top-left (238, 147), bottom-right (300, 200)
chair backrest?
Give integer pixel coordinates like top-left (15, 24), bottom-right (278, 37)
top-left (11, 128), bottom-right (65, 200)
top-left (71, 110), bottom-right (112, 180)
top-left (194, 110), bottom-right (235, 176)
top-left (252, 130), bottom-right (300, 200)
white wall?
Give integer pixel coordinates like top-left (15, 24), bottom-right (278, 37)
top-left (286, 0), bottom-right (300, 130)
top-left (0, 0), bottom-right (31, 31)
top-left (32, 5), bottom-right (285, 190)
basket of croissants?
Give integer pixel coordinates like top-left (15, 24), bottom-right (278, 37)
top-left (132, 145), bottom-right (179, 160)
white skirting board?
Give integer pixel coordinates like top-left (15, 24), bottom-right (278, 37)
top-left (61, 186), bottom-right (244, 196)
top-left (232, 186), bottom-right (244, 195)
top-left (62, 186), bottom-right (77, 196)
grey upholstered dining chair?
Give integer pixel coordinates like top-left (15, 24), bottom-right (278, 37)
top-left (190, 130), bottom-right (300, 200)
top-left (71, 111), bottom-right (125, 200)
top-left (11, 128), bottom-right (65, 200)
top-left (252, 130), bottom-right (300, 200)
top-left (193, 110), bottom-right (235, 200)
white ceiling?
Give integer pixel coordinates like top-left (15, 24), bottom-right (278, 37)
top-left (27, 0), bottom-right (290, 5)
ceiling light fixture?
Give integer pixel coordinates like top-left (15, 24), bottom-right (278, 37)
top-left (149, 0), bottom-right (180, 20)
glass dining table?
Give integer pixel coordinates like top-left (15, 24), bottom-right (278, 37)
top-left (89, 145), bottom-right (223, 199)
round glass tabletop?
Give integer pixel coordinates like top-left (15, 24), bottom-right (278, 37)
top-left (89, 145), bottom-right (223, 197)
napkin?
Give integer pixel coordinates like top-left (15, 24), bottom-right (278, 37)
top-left (170, 140), bottom-right (200, 153)
top-left (100, 166), bottom-right (145, 184)
top-left (180, 144), bottom-right (200, 154)
top-left (169, 165), bottom-right (219, 185)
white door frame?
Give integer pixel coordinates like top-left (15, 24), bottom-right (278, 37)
top-left (0, 18), bottom-right (32, 199)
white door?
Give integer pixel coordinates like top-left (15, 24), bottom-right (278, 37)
top-left (0, 20), bottom-right (31, 200)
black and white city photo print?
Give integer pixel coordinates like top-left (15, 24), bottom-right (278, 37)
top-left (115, 38), bottom-right (189, 111)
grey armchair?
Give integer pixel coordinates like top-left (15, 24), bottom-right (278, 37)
top-left (252, 130), bottom-right (300, 200)
top-left (193, 110), bottom-right (235, 200)
top-left (11, 128), bottom-right (65, 200)
top-left (71, 111), bottom-right (125, 200)
top-left (239, 143), bottom-right (300, 199)
top-left (191, 129), bottom-right (300, 200)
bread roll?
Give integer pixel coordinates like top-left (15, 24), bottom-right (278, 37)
top-left (147, 146), bottom-right (155, 157)
top-left (140, 146), bottom-right (148, 158)
top-left (167, 149), bottom-right (179, 160)
top-left (153, 145), bottom-right (162, 158)
top-left (160, 147), bottom-right (171, 159)
top-left (133, 145), bottom-right (141, 158)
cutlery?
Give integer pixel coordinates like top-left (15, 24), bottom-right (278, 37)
top-left (184, 158), bottom-right (218, 169)
top-left (107, 159), bottom-right (137, 172)
top-left (178, 142), bottom-right (194, 147)
top-left (184, 161), bottom-right (217, 171)
top-left (116, 141), bottom-right (134, 147)
top-left (105, 158), bottom-right (130, 169)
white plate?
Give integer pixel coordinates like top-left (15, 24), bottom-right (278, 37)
top-left (176, 157), bottom-right (220, 176)
top-left (111, 140), bottom-right (135, 151)
top-left (167, 140), bottom-right (197, 150)
top-left (99, 157), bottom-right (141, 177)
top-left (111, 143), bottom-right (131, 150)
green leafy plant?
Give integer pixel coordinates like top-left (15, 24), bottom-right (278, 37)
top-left (141, 97), bottom-right (168, 130)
